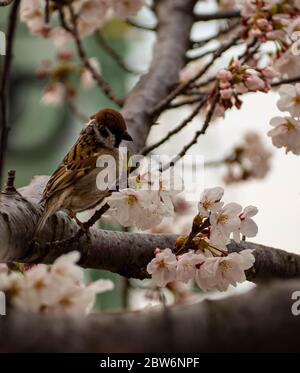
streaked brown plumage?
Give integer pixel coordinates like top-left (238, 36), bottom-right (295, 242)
top-left (35, 108), bottom-right (132, 234)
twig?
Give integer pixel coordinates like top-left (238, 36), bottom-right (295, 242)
top-left (39, 203), bottom-right (111, 251)
top-left (142, 96), bottom-right (207, 155)
top-left (126, 19), bottom-right (156, 32)
top-left (95, 32), bottom-right (141, 75)
top-left (162, 93), bottom-right (219, 170)
top-left (44, 0), bottom-right (50, 24)
top-left (194, 10), bottom-right (241, 21)
top-left (0, 0), bottom-right (20, 185)
top-left (0, 0), bottom-right (14, 5)
top-left (61, 5), bottom-right (124, 107)
top-left (167, 95), bottom-right (206, 109)
top-left (120, 277), bottom-right (131, 310)
top-left (153, 35), bottom-right (240, 115)
top-left (271, 75), bottom-right (300, 87)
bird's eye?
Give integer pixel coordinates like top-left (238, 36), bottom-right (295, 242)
top-left (99, 127), bottom-right (109, 137)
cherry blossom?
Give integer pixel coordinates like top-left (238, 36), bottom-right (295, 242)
top-left (195, 250), bottom-right (255, 291)
top-left (107, 188), bottom-right (173, 230)
top-left (239, 0), bottom-right (299, 46)
top-left (41, 82), bottom-right (66, 106)
top-left (111, 0), bottom-right (145, 19)
top-left (268, 116), bottom-right (300, 154)
top-left (274, 49), bottom-right (300, 79)
top-left (0, 264), bottom-right (8, 274)
top-left (198, 187), bottom-right (224, 217)
top-left (20, 0), bottom-right (49, 37)
top-left (80, 58), bottom-right (102, 89)
top-left (233, 206), bottom-right (259, 242)
top-left (277, 84), bottom-right (300, 118)
top-left (0, 252), bottom-right (113, 315)
top-left (20, 0), bottom-right (146, 41)
top-left (223, 132), bottom-right (272, 184)
top-left (215, 60), bottom-right (273, 116)
top-left (176, 251), bottom-right (201, 283)
top-left (210, 203), bottom-right (243, 250)
top-left (147, 248), bottom-right (177, 287)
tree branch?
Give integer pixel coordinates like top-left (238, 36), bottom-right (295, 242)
top-left (121, 0), bottom-right (198, 153)
top-left (0, 0), bottom-right (14, 6)
top-left (1, 175), bottom-right (300, 283)
top-left (0, 0), bottom-right (20, 185)
top-left (194, 10), bottom-right (241, 22)
top-left (1, 280), bottom-right (300, 352)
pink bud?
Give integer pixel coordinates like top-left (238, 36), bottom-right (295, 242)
top-left (235, 83), bottom-right (248, 94)
top-left (217, 69), bottom-right (232, 81)
top-left (261, 67), bottom-right (278, 79)
top-left (219, 80), bottom-right (231, 89)
top-left (256, 18), bottom-right (269, 29)
top-left (249, 28), bottom-right (262, 38)
top-left (154, 248), bottom-right (161, 255)
top-left (57, 49), bottom-right (74, 60)
top-left (220, 88), bottom-right (233, 99)
top-left (231, 60), bottom-right (242, 71)
top-left (244, 74), bottom-right (265, 91)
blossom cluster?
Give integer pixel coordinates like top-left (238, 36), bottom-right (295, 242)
top-left (215, 59), bottom-right (276, 117)
top-left (223, 132), bottom-right (272, 184)
top-left (20, 0), bottom-right (146, 43)
top-left (37, 50), bottom-right (101, 106)
top-left (239, 0), bottom-right (300, 47)
top-left (0, 252), bottom-right (113, 316)
top-left (268, 83), bottom-right (300, 154)
top-left (106, 162), bottom-right (182, 230)
top-left (147, 187), bottom-right (257, 291)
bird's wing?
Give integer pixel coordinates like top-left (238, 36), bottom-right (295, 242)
top-left (42, 128), bottom-right (102, 202)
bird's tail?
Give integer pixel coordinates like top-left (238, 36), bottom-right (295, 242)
top-left (34, 203), bottom-right (55, 237)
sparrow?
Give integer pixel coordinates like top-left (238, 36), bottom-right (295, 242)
top-left (35, 108), bottom-right (132, 234)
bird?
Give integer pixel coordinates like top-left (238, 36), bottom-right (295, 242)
top-left (35, 108), bottom-right (133, 235)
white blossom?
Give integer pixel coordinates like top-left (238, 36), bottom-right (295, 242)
top-left (147, 248), bottom-right (177, 287)
top-left (111, 0), bottom-right (145, 19)
top-left (195, 250), bottom-right (255, 291)
top-left (233, 205), bottom-right (258, 243)
top-left (274, 49), bottom-right (300, 79)
top-left (176, 251), bottom-right (201, 283)
top-left (50, 251), bottom-right (83, 283)
top-left (268, 116), bottom-right (300, 155)
top-left (107, 188), bottom-right (173, 230)
top-left (81, 58), bottom-right (102, 88)
top-left (277, 84), bottom-right (300, 118)
top-left (0, 252), bottom-right (113, 315)
top-left (41, 83), bottom-right (65, 106)
top-left (198, 187), bottom-right (224, 217)
top-left (210, 202), bottom-right (242, 250)
top-left (0, 264), bottom-right (8, 274)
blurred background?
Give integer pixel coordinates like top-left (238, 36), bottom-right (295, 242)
top-left (1, 1), bottom-right (299, 311)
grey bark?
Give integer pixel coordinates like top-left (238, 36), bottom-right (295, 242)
top-left (1, 280), bottom-right (300, 352)
top-left (0, 176), bottom-right (300, 283)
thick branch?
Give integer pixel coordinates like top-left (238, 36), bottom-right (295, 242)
top-left (1, 176), bottom-right (300, 283)
top-left (121, 0), bottom-right (197, 153)
top-left (194, 10), bottom-right (241, 22)
top-left (0, 0), bottom-right (20, 184)
top-left (1, 280), bottom-right (300, 352)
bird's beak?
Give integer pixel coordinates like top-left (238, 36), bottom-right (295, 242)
top-left (122, 131), bottom-right (133, 141)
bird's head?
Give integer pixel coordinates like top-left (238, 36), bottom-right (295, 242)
top-left (90, 108), bottom-right (132, 147)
